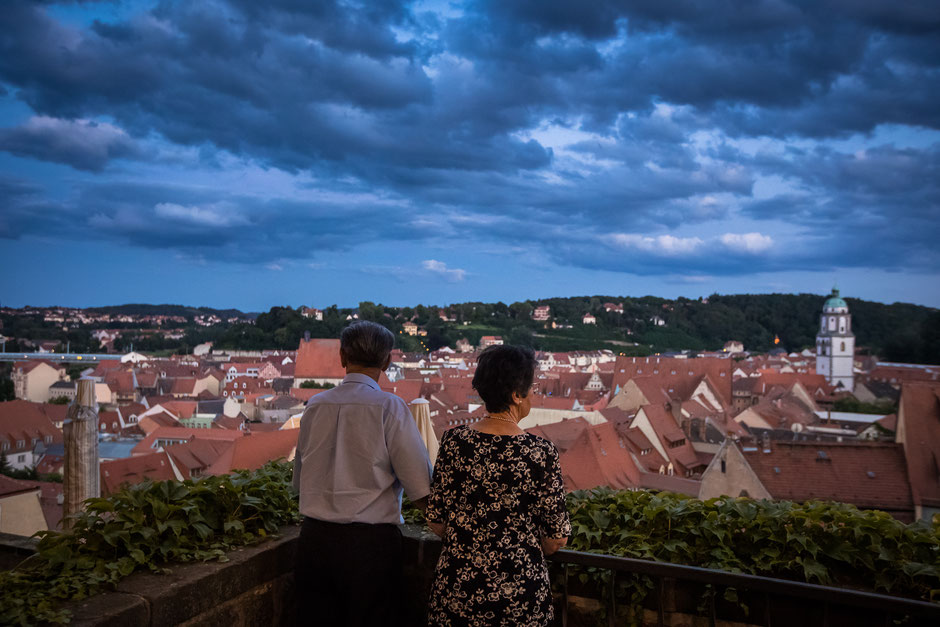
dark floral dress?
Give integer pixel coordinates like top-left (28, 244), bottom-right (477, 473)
top-left (426, 426), bottom-right (571, 626)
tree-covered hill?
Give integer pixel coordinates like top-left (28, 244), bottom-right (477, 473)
top-left (84, 304), bottom-right (255, 319)
top-left (209, 294), bottom-right (938, 364)
top-left (5, 294), bottom-right (936, 364)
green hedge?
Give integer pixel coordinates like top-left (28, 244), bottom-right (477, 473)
top-left (4, 469), bottom-right (938, 625)
top-left (0, 462), bottom-right (299, 626)
top-left (406, 488), bottom-right (940, 602)
top-left (566, 489), bottom-right (939, 597)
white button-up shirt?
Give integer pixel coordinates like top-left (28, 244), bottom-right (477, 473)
top-left (293, 373), bottom-right (432, 524)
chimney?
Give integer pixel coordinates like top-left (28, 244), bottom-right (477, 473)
top-left (761, 432), bottom-right (771, 453)
top-left (668, 398), bottom-right (682, 422)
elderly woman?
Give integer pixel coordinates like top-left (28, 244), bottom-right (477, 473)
top-left (425, 345), bottom-right (571, 626)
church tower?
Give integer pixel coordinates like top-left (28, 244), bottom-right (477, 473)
top-left (815, 288), bottom-right (855, 392)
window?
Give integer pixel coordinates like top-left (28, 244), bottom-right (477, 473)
top-left (17, 455), bottom-right (25, 463)
top-left (721, 460), bottom-right (726, 473)
top-left (1, 442), bottom-right (8, 451)
top-left (840, 341), bottom-right (846, 352)
top-left (16, 440), bottom-right (24, 449)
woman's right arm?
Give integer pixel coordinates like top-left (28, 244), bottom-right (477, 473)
top-left (428, 520), bottom-right (446, 538)
top-left (535, 442), bottom-right (572, 555)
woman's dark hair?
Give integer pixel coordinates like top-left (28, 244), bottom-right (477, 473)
top-left (340, 321), bottom-right (395, 368)
top-left (472, 345), bottom-right (537, 413)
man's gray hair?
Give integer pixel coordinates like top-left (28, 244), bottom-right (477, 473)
top-left (340, 321), bottom-right (395, 368)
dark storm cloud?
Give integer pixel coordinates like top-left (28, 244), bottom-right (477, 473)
top-left (740, 143), bottom-right (940, 271)
top-left (0, 116), bottom-right (141, 170)
top-left (0, 0), bottom-right (937, 277)
top-left (0, 175), bottom-right (438, 262)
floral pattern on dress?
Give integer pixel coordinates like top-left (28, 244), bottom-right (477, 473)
top-left (426, 426), bottom-right (571, 626)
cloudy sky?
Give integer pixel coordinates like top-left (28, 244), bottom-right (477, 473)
top-left (1, 0), bottom-right (938, 311)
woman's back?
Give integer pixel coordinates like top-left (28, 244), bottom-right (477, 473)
top-left (426, 425), bottom-right (569, 626)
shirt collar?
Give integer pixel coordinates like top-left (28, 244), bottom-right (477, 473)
top-left (342, 372), bottom-right (381, 390)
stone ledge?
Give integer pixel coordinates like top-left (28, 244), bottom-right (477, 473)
top-left (65, 525), bottom-right (301, 626)
top-left (0, 531), bottom-right (38, 571)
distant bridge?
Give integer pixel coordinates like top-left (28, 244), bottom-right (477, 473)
top-left (0, 352), bottom-right (119, 364)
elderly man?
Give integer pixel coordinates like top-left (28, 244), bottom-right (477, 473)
top-left (293, 321), bottom-right (432, 626)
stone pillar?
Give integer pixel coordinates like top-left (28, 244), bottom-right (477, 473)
top-left (63, 378), bottom-right (99, 529)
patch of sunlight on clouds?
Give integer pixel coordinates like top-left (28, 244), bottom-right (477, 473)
top-left (720, 232), bottom-right (774, 253)
top-left (607, 233), bottom-right (705, 256)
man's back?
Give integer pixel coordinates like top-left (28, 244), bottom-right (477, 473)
top-left (293, 322), bottom-right (430, 627)
top-left (293, 373), bottom-right (432, 524)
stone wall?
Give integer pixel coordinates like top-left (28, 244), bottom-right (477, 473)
top-left (1, 525), bottom-right (934, 626)
top-left (0, 524), bottom-right (443, 627)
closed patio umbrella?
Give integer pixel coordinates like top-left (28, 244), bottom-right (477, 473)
top-left (409, 398), bottom-right (439, 466)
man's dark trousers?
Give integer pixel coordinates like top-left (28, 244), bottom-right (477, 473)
top-left (295, 516), bottom-right (404, 627)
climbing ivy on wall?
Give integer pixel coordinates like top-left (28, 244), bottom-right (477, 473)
top-left (0, 462), bottom-right (299, 626)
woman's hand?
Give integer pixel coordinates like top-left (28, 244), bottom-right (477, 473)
top-left (428, 521), bottom-right (446, 538)
top-left (540, 536), bottom-right (567, 556)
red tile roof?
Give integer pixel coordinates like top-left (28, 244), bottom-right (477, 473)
top-left (295, 338), bottom-right (346, 379)
top-left (559, 422), bottom-right (641, 491)
top-left (613, 357), bottom-right (732, 405)
top-left (639, 404), bottom-right (703, 474)
top-left (99, 410), bottom-right (122, 434)
top-left (876, 413), bottom-right (897, 432)
top-left (205, 429), bottom-right (298, 475)
top-left (169, 377), bottom-right (197, 395)
top-left (37, 403), bottom-right (68, 427)
top-left (161, 400), bottom-right (197, 419)
top-left (869, 365), bottom-right (940, 385)
top-left (137, 410), bottom-right (183, 435)
top-left (164, 439), bottom-right (234, 477)
top-left (0, 400), bottom-right (63, 453)
top-left (743, 441), bottom-right (913, 516)
top-left (757, 371), bottom-right (832, 396)
top-left (100, 451), bottom-right (177, 495)
top-left (898, 383), bottom-right (940, 510)
top-left (525, 417), bottom-right (591, 453)
top-left (617, 426), bottom-right (669, 472)
top-left (135, 371), bottom-right (158, 388)
top-left (381, 379), bottom-right (425, 405)
top-left (213, 416), bottom-right (246, 430)
top-left (104, 371), bottom-right (135, 394)
top-left (36, 453), bottom-right (64, 475)
top-left (89, 360), bottom-right (123, 378)
top-left (29, 480), bottom-right (63, 530)
top-left (637, 472), bottom-right (701, 496)
top-left (131, 426), bottom-right (244, 456)
top-left (530, 395), bottom-right (577, 411)
top-left (0, 474), bottom-right (41, 498)
top-left (13, 360), bottom-right (61, 375)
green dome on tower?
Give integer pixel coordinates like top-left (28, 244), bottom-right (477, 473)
top-left (823, 288), bottom-right (847, 310)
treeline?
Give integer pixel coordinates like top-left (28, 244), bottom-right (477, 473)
top-left (84, 304), bottom-right (255, 319)
top-left (4, 295), bottom-right (937, 364)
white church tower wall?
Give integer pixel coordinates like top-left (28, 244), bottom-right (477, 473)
top-left (815, 288), bottom-right (855, 392)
